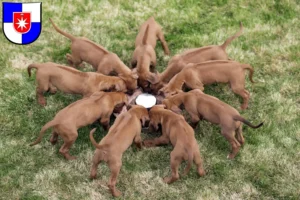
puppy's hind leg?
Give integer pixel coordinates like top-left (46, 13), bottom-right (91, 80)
top-left (36, 77), bottom-right (50, 106)
top-left (49, 83), bottom-right (57, 94)
top-left (163, 150), bottom-right (181, 184)
top-left (90, 153), bottom-right (103, 179)
top-left (221, 128), bottom-right (241, 159)
top-left (100, 116), bottom-right (110, 131)
top-left (58, 127), bottom-right (78, 160)
top-left (134, 134), bottom-right (142, 149)
top-left (49, 131), bottom-right (59, 145)
top-left (193, 149), bottom-right (205, 177)
top-left (66, 53), bottom-right (83, 68)
top-left (108, 158), bottom-right (122, 197)
top-left (231, 82), bottom-right (249, 110)
top-left (157, 30), bottom-right (170, 55)
top-left (235, 124), bottom-right (245, 145)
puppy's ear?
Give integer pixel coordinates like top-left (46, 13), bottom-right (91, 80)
top-left (170, 105), bottom-right (182, 114)
top-left (147, 72), bottom-right (160, 84)
top-left (115, 82), bottom-right (127, 92)
top-left (141, 116), bottom-right (149, 127)
top-left (158, 88), bottom-right (165, 97)
top-left (131, 68), bottom-right (139, 80)
top-left (149, 120), bottom-right (159, 131)
top-left (126, 104), bottom-right (132, 110)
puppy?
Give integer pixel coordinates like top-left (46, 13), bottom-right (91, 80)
top-left (163, 89), bottom-right (263, 159)
top-left (131, 17), bottom-right (170, 91)
top-left (30, 91), bottom-right (129, 160)
top-left (50, 18), bottom-right (138, 91)
top-left (149, 22), bottom-right (243, 94)
top-left (89, 105), bottom-right (149, 197)
top-left (132, 25), bottom-right (157, 91)
top-left (132, 16), bottom-right (170, 58)
top-left (28, 62), bottom-right (127, 106)
top-left (159, 60), bottom-right (256, 109)
top-left (143, 105), bottom-right (205, 184)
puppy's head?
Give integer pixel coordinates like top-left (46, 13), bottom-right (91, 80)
top-left (158, 87), bottom-right (182, 98)
top-left (148, 105), bottom-right (166, 131)
top-left (121, 69), bottom-right (138, 92)
top-left (162, 99), bottom-right (182, 114)
top-left (127, 105), bottom-right (150, 127)
top-left (113, 102), bottom-right (126, 114)
top-left (146, 72), bottom-right (161, 94)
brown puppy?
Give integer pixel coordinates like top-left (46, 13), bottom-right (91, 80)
top-left (30, 91), bottom-right (129, 160)
top-left (131, 17), bottom-right (170, 91)
top-left (159, 60), bottom-right (256, 109)
top-left (49, 18), bottom-right (138, 91)
top-left (28, 62), bottom-right (127, 106)
top-left (89, 105), bottom-right (149, 197)
top-left (149, 22), bottom-right (243, 94)
top-left (143, 105), bottom-right (205, 184)
top-left (163, 89), bottom-right (263, 159)
top-left (132, 16), bottom-right (170, 58)
top-left (132, 25), bottom-right (157, 91)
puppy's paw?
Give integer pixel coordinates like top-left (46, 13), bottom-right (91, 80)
top-left (240, 104), bottom-right (248, 110)
top-left (90, 174), bottom-right (97, 180)
top-left (38, 99), bottom-right (47, 107)
top-left (143, 140), bottom-right (154, 147)
top-left (163, 176), bottom-right (178, 184)
top-left (227, 154), bottom-right (235, 160)
top-left (49, 88), bottom-right (57, 94)
top-left (112, 189), bottom-right (122, 197)
top-left (198, 169), bottom-right (206, 177)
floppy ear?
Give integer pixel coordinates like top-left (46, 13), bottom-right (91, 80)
top-left (131, 68), bottom-right (139, 79)
top-left (115, 82), bottom-right (126, 92)
top-left (124, 96), bottom-right (129, 106)
top-left (149, 120), bottom-right (159, 131)
top-left (126, 104), bottom-right (132, 110)
top-left (147, 72), bottom-right (160, 84)
top-left (141, 116), bottom-right (149, 127)
top-left (170, 105), bottom-right (182, 114)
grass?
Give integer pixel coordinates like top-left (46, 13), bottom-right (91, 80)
top-left (1, 0), bottom-right (300, 199)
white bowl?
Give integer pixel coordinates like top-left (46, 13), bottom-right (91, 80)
top-left (135, 93), bottom-right (156, 108)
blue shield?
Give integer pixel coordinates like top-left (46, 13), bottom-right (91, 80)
top-left (2, 2), bottom-right (42, 45)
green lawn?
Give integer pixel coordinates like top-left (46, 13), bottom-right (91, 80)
top-left (0, 0), bottom-right (299, 199)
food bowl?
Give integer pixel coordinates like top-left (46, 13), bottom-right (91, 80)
top-left (135, 93), bottom-right (157, 109)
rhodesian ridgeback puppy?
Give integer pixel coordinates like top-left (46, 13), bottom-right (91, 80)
top-left (131, 17), bottom-right (170, 91)
top-left (149, 22), bottom-right (243, 94)
top-left (30, 91), bottom-right (129, 160)
top-left (143, 105), bottom-right (205, 184)
top-left (28, 62), bottom-right (128, 106)
top-left (159, 60), bottom-right (256, 109)
top-left (89, 105), bottom-right (149, 197)
top-left (50, 18), bottom-right (138, 91)
top-left (163, 89), bottom-right (263, 159)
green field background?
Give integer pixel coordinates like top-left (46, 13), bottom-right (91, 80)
top-left (0, 0), bottom-right (299, 199)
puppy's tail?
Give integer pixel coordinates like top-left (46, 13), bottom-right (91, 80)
top-left (183, 147), bottom-right (194, 176)
top-left (30, 120), bottom-right (56, 146)
top-left (242, 64), bottom-right (255, 83)
top-left (142, 25), bottom-right (150, 45)
top-left (233, 115), bottom-right (264, 129)
top-left (89, 128), bottom-right (109, 149)
top-left (220, 22), bottom-right (243, 50)
top-left (49, 18), bottom-right (76, 41)
top-left (27, 63), bottom-right (40, 77)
